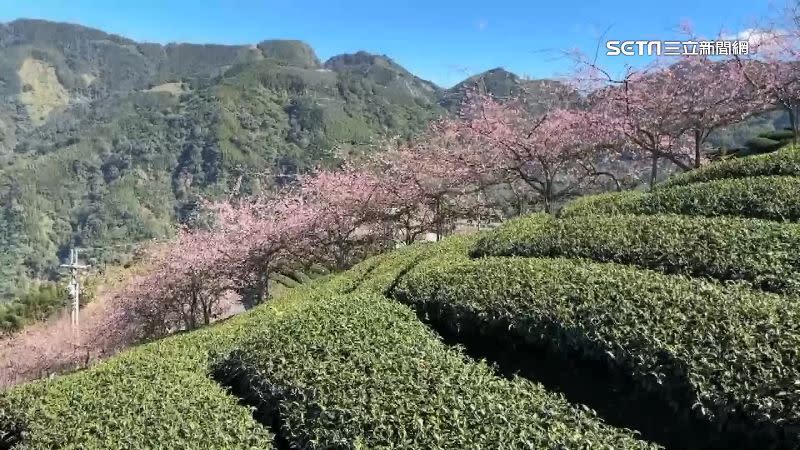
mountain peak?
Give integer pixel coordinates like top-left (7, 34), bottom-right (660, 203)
top-left (256, 40), bottom-right (320, 69)
top-left (323, 51), bottom-right (409, 75)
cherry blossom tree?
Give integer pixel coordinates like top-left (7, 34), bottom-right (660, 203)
top-left (372, 125), bottom-right (491, 241)
top-left (114, 227), bottom-right (232, 337)
top-left (299, 167), bottom-right (392, 269)
top-left (209, 194), bottom-right (317, 306)
top-left (589, 65), bottom-right (695, 186)
top-left (457, 91), bottom-right (614, 213)
top-left (669, 57), bottom-right (762, 167)
top-left (735, 35), bottom-right (800, 143)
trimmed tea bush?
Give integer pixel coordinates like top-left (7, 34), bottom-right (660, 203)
top-left (658, 146), bottom-right (800, 189)
top-left (214, 292), bottom-right (657, 450)
top-left (0, 321), bottom-right (275, 450)
top-left (473, 213), bottom-right (800, 293)
top-left (563, 176), bottom-right (800, 222)
top-left (270, 272), bottom-right (300, 288)
top-left (327, 233), bottom-right (479, 296)
top-left (393, 255), bottom-right (800, 448)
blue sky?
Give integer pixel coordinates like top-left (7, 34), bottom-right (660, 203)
top-left (0, 0), bottom-right (776, 87)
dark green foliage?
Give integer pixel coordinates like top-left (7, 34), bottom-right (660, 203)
top-left (707, 109), bottom-right (789, 150)
top-left (0, 20), bottom-right (447, 300)
top-left (3, 283), bottom-right (654, 449)
top-left (269, 272), bottom-right (300, 288)
top-left (285, 269), bottom-right (311, 284)
top-left (658, 146), bottom-right (800, 189)
top-left (0, 395), bottom-right (26, 449)
top-left (215, 292), bottom-right (656, 450)
top-left (2, 314), bottom-right (276, 450)
top-left (393, 255), bottom-right (800, 448)
top-left (563, 176), bottom-right (800, 222)
top-left (327, 234), bottom-right (478, 296)
top-left (759, 129), bottom-right (796, 141)
top-left (473, 213), bottom-right (800, 294)
top-left (307, 263), bottom-right (329, 277)
top-left (257, 40), bottom-right (320, 69)
top-left (0, 283), bottom-right (66, 334)
top-left (745, 136), bottom-right (784, 154)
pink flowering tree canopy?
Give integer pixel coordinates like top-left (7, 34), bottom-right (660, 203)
top-left (457, 91), bottom-right (614, 212)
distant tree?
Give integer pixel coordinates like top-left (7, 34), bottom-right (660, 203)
top-left (457, 91), bottom-right (612, 212)
top-left (371, 127), bottom-right (491, 241)
top-left (208, 194), bottom-right (317, 306)
top-left (669, 57), bottom-right (763, 168)
top-left (299, 167), bottom-right (390, 269)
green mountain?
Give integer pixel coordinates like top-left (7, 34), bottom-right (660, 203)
top-left (0, 19), bottom-right (452, 300)
top-left (440, 67), bottom-right (581, 112)
top-left (0, 20), bottom-right (583, 302)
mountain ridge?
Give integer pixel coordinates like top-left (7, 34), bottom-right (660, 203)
top-left (0, 18), bottom-right (576, 302)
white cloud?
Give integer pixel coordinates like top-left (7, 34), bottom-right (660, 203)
top-left (477, 19), bottom-right (488, 31)
top-left (721, 27), bottom-right (790, 55)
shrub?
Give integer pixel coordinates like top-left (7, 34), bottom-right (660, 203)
top-left (286, 269), bottom-right (312, 284)
top-left (307, 263), bottom-right (329, 277)
top-left (0, 283), bottom-right (66, 335)
top-left (269, 272), bottom-right (300, 288)
top-left (3, 283), bottom-right (654, 450)
top-left (214, 293), bottom-right (656, 450)
top-left (563, 176), bottom-right (800, 222)
top-left (349, 234), bottom-right (479, 295)
top-left (659, 146), bottom-right (800, 189)
top-left (1, 314), bottom-right (274, 449)
top-left (744, 136), bottom-right (783, 154)
top-left (392, 255), bottom-right (800, 448)
top-left (473, 213), bottom-right (800, 294)
top-left (759, 129), bottom-right (796, 142)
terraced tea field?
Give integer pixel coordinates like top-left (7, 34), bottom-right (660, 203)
top-left (3, 148), bottom-right (800, 449)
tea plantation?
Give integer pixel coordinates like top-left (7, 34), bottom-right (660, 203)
top-left (3, 147), bottom-right (800, 449)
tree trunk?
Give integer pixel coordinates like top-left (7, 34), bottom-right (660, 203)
top-left (694, 129), bottom-right (702, 169)
top-left (790, 106), bottom-right (799, 146)
top-left (201, 297), bottom-right (211, 325)
top-left (256, 269), bottom-right (270, 305)
top-left (543, 179), bottom-right (553, 214)
top-left (650, 154), bottom-right (659, 188)
top-left (434, 197), bottom-right (442, 240)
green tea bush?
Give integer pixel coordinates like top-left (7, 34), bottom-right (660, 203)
top-left (0, 304), bottom-right (279, 449)
top-left (473, 213), bottom-right (800, 293)
top-left (286, 269), bottom-right (312, 284)
top-left (214, 293), bottom-right (656, 450)
top-left (393, 255), bottom-right (800, 448)
top-left (323, 234), bottom-right (478, 297)
top-left (0, 283), bottom-right (66, 334)
top-left (351, 234), bottom-right (479, 295)
top-left (2, 282), bottom-right (655, 449)
top-left (659, 146), bottom-right (800, 189)
top-left (563, 176), bottom-right (800, 222)
top-left (269, 272), bottom-right (300, 288)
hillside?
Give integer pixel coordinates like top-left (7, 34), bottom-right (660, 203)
top-left (0, 19), bottom-right (597, 306)
top-left (0, 19), bottom-right (458, 301)
top-left (2, 147), bottom-right (799, 449)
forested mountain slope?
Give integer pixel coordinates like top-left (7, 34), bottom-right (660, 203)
top-left (0, 19), bottom-right (458, 300)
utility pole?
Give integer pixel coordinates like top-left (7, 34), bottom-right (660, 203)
top-left (60, 248), bottom-right (90, 337)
